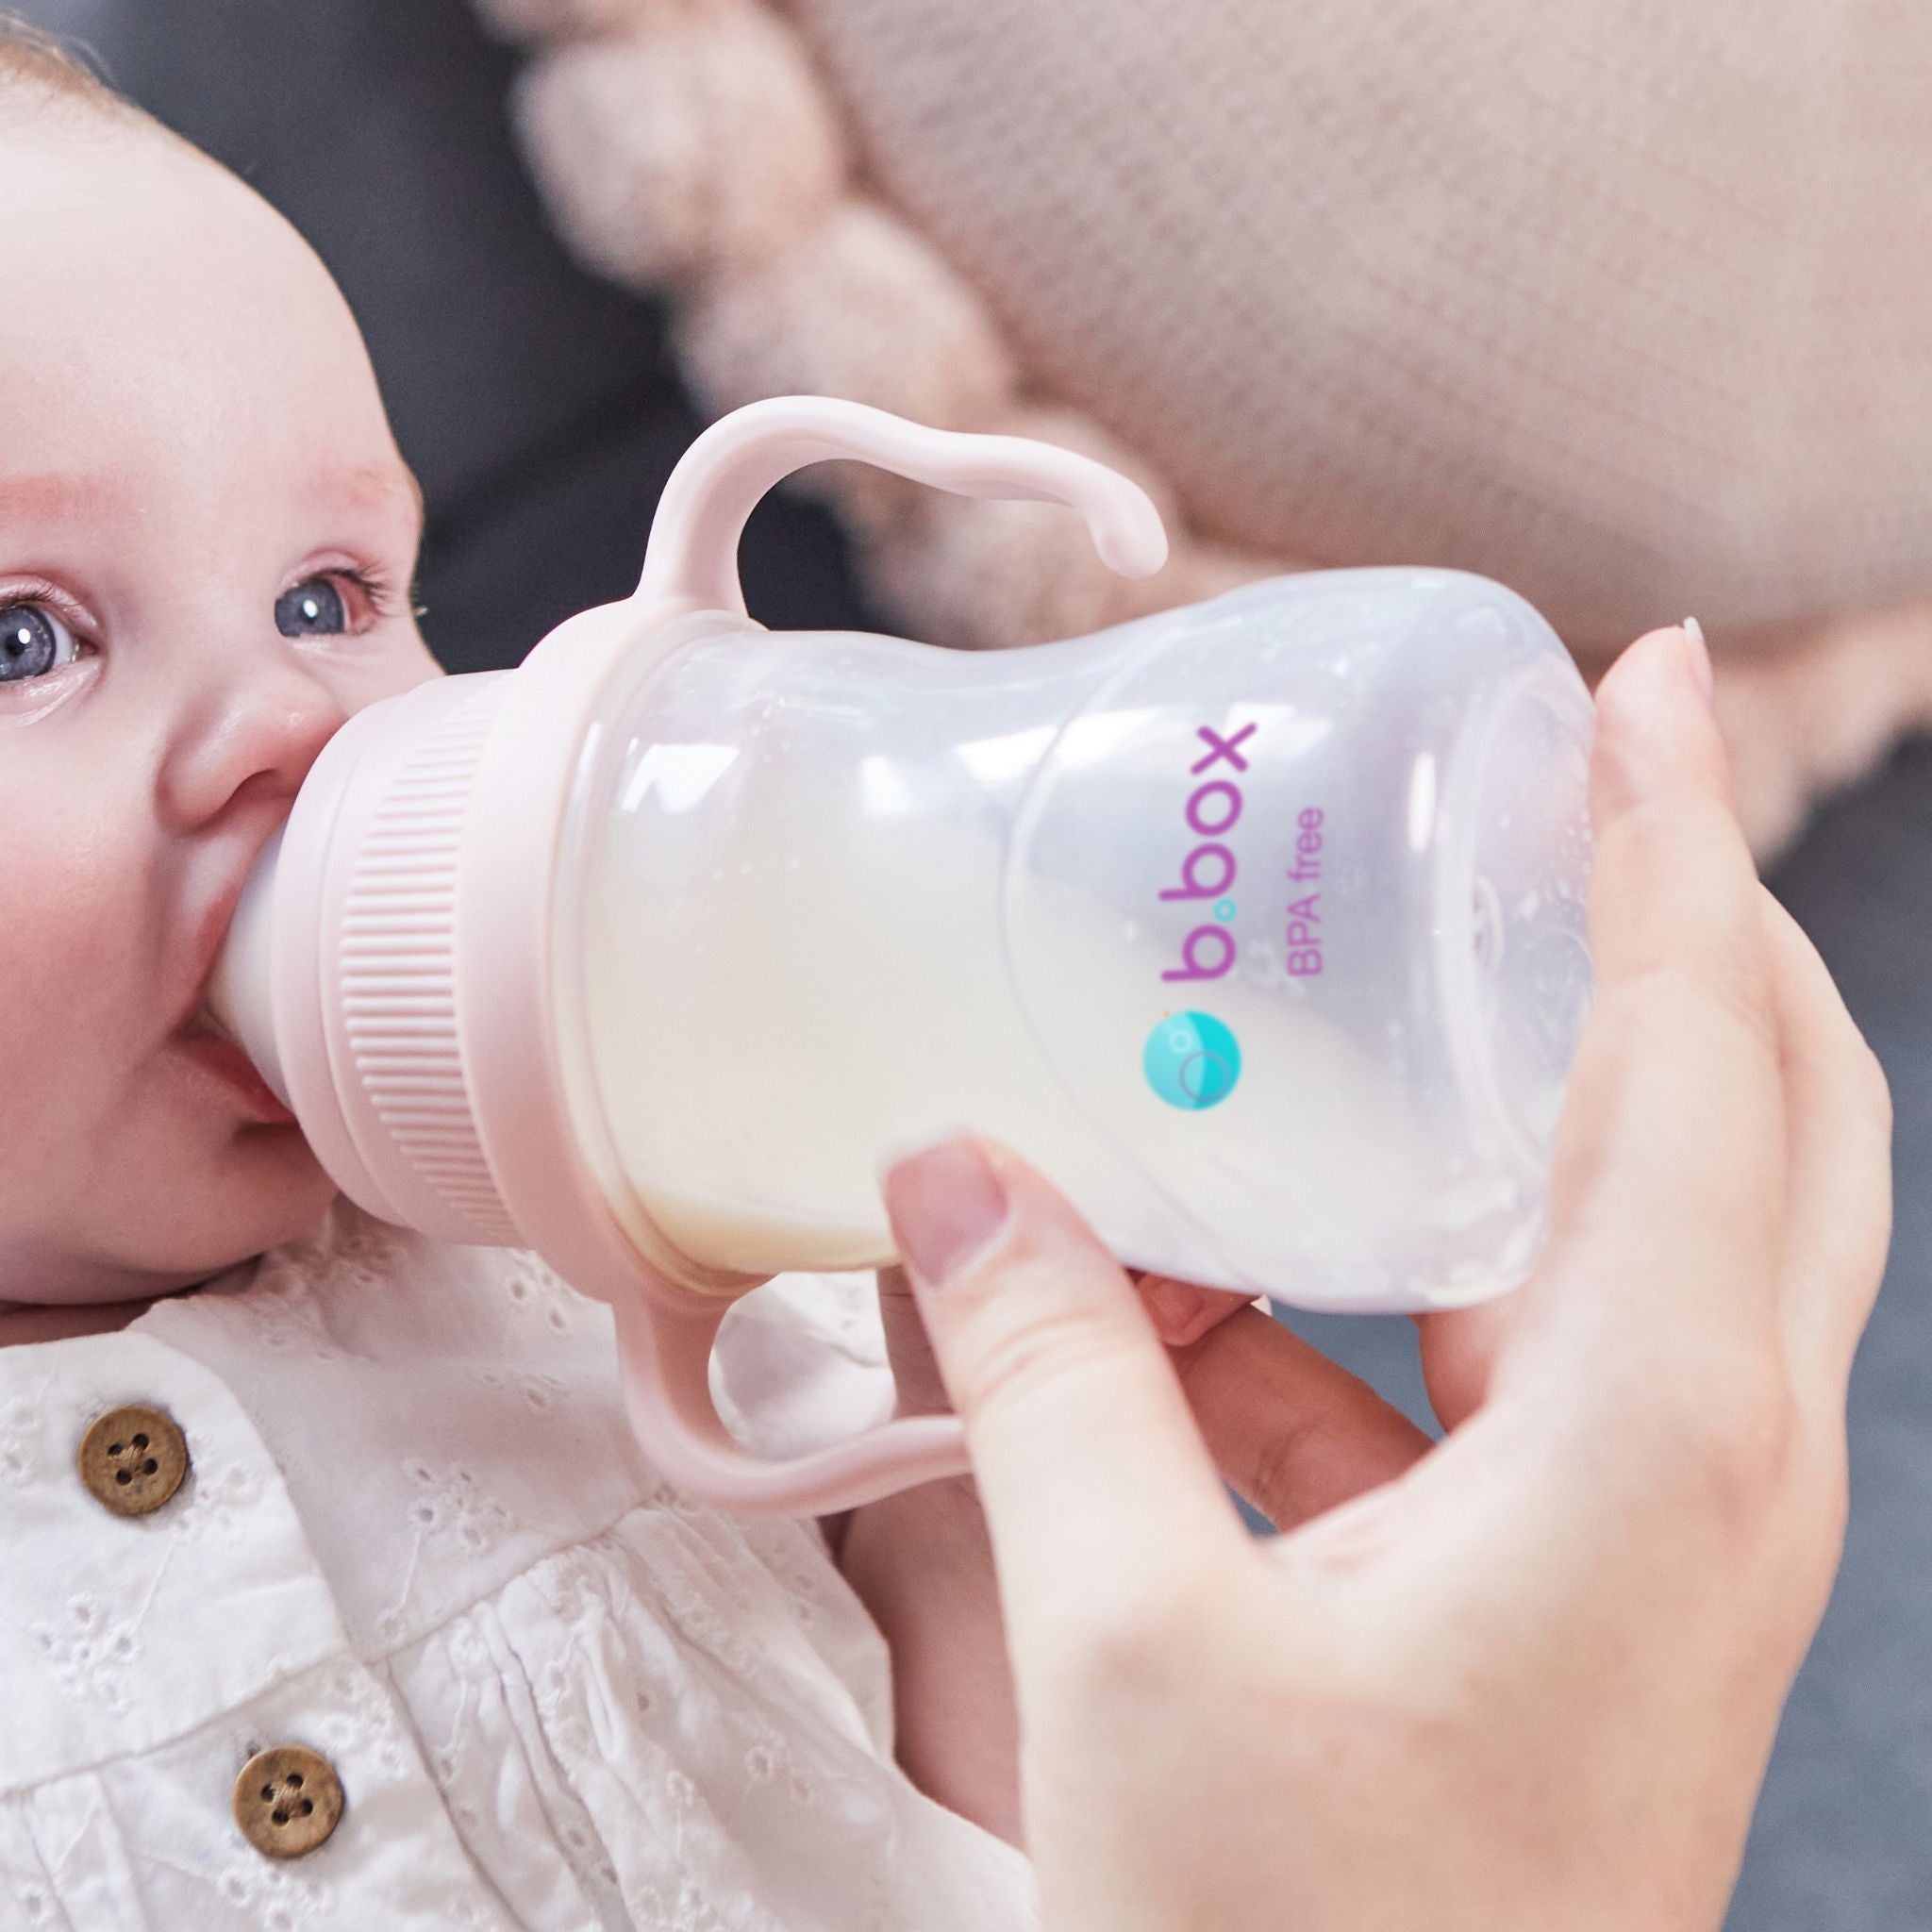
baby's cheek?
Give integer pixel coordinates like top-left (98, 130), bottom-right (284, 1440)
top-left (0, 810), bottom-right (153, 1152)
top-left (337, 628), bottom-right (443, 714)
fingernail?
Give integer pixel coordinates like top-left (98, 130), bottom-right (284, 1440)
top-left (1144, 1277), bottom-right (1205, 1339)
top-left (1680, 616), bottom-right (1714, 710)
top-left (881, 1134), bottom-right (1011, 1291)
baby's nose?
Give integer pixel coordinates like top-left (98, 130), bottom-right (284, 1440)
top-left (159, 658), bottom-right (349, 831)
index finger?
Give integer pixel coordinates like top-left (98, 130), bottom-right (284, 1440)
top-left (880, 1133), bottom-right (1253, 1653)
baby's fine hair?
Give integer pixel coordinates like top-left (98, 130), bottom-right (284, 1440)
top-left (0, 13), bottom-right (146, 129)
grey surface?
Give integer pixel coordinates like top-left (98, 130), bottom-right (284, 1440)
top-left (13, 2), bottom-right (1931, 1924)
top-left (1730, 747), bottom-right (1932, 1931)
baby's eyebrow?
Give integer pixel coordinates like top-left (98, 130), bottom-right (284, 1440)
top-left (0, 464), bottom-right (426, 542)
top-left (325, 461), bottom-right (425, 541)
top-left (0, 471), bottom-right (125, 524)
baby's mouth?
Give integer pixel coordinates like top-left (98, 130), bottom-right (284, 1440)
top-left (181, 996), bottom-right (236, 1045)
top-left (169, 992), bottom-right (297, 1126)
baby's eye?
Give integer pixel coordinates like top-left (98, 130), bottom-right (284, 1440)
top-left (275, 576), bottom-right (350, 639)
top-left (0, 603), bottom-right (79, 684)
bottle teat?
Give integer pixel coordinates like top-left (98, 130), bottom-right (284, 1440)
top-left (208, 823), bottom-right (291, 1109)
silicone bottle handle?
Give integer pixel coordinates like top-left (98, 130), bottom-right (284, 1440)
top-left (611, 395), bottom-right (1168, 1516)
top-left (611, 1296), bottom-right (980, 1514)
top-left (633, 392), bottom-right (1168, 622)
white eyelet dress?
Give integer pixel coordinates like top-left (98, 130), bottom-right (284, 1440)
top-left (0, 1199), bottom-right (1041, 1930)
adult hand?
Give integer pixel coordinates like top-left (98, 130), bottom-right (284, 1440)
top-left (819, 1255), bottom-right (1251, 1840)
top-left (877, 625), bottom-right (1892, 1932)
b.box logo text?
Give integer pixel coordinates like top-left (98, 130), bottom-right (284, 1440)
top-left (1146, 723), bottom-right (1253, 1110)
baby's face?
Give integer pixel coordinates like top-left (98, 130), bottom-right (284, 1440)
top-left (0, 121), bottom-right (440, 1303)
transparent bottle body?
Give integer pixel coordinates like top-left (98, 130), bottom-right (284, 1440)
top-left (563, 568), bottom-right (1595, 1312)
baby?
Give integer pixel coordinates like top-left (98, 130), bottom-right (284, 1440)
top-left (0, 30), bottom-right (1141, 1927)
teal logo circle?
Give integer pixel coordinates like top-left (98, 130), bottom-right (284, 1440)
top-left (1143, 1010), bottom-right (1242, 1109)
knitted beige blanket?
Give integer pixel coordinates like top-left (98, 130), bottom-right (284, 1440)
top-left (484, 0), bottom-right (1932, 855)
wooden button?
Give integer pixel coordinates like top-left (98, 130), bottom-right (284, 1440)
top-left (233, 1744), bottom-right (344, 1858)
top-left (76, 1404), bottom-right (189, 1516)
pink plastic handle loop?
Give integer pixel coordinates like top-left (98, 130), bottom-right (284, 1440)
top-left (608, 396), bottom-right (1167, 1514)
top-left (634, 393), bottom-right (1169, 623)
top-left (613, 1297), bottom-right (975, 1514)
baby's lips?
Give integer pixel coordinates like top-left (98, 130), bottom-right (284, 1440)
top-left (1138, 1275), bottom-right (1257, 1347)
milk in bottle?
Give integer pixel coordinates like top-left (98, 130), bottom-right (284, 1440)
top-left (561, 567), bottom-right (1593, 1311)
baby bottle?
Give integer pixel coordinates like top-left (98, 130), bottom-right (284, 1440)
top-left (209, 396), bottom-right (1595, 1514)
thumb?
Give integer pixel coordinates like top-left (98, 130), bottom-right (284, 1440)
top-left (879, 1131), bottom-right (1248, 1642)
